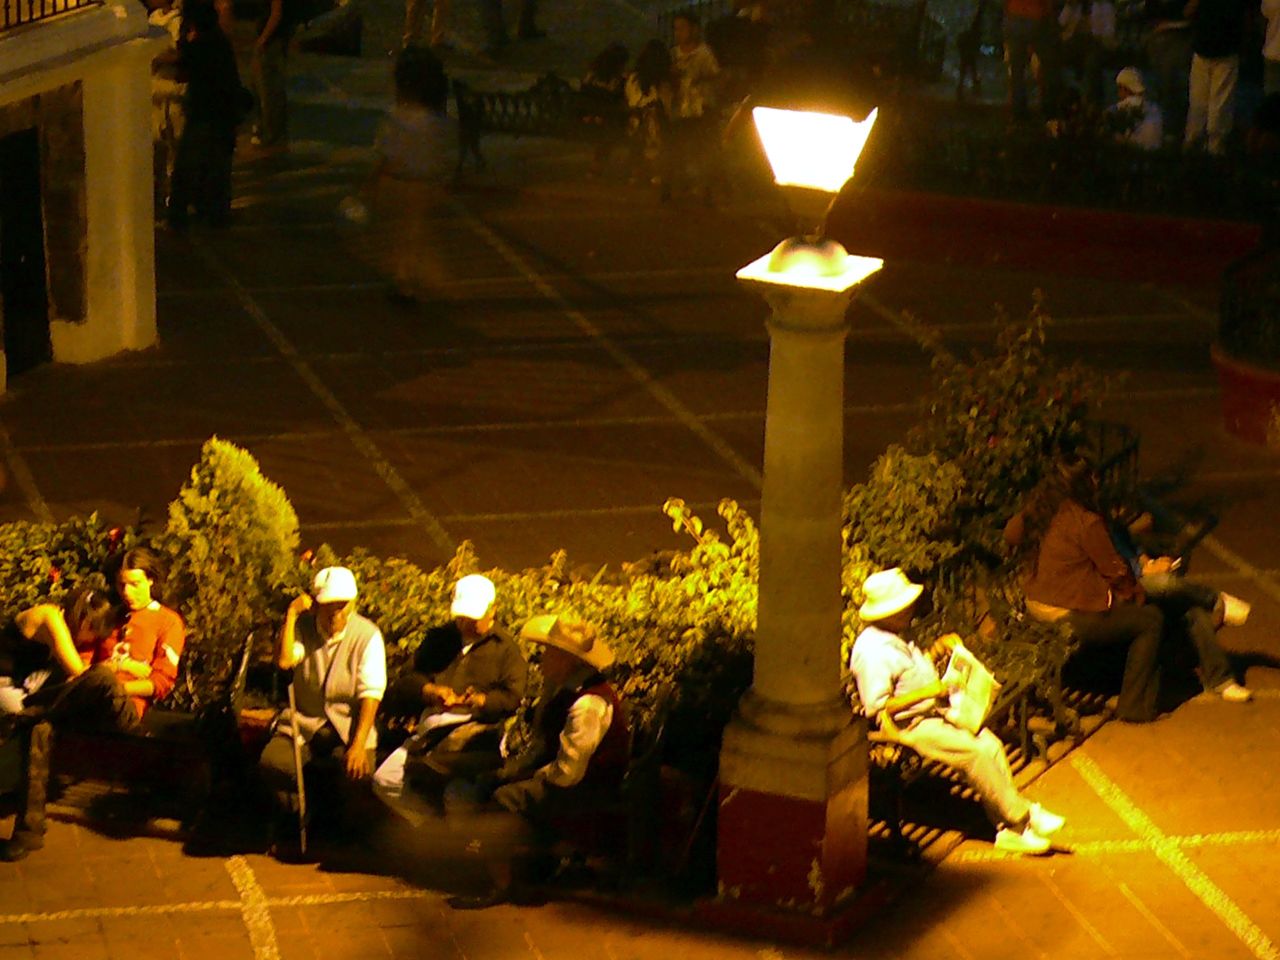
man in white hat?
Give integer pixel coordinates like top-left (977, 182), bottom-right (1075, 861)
top-left (372, 574), bottom-right (526, 826)
top-left (848, 568), bottom-right (1065, 855)
top-left (259, 566), bottom-right (386, 849)
top-left (448, 613), bottom-right (630, 909)
top-left (1109, 66), bottom-right (1164, 150)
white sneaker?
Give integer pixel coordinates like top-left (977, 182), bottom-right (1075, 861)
top-left (1217, 681), bottom-right (1253, 703)
top-left (1221, 593), bottom-right (1251, 627)
top-left (994, 825), bottom-right (1051, 855)
top-left (1028, 803), bottom-right (1065, 837)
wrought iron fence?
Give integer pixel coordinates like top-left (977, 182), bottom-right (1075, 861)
top-left (2, 0), bottom-right (100, 32)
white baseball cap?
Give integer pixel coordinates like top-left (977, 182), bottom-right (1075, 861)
top-left (312, 566), bottom-right (358, 604)
top-left (451, 574), bottom-right (496, 620)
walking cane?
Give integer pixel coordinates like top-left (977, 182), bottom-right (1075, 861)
top-left (287, 681), bottom-right (308, 855)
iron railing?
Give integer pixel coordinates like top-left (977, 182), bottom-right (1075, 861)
top-left (2, 0), bottom-right (101, 33)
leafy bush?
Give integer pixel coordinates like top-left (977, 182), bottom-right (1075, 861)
top-left (905, 302), bottom-right (1107, 560)
top-left (0, 515), bottom-right (135, 621)
top-left (157, 437), bottom-right (304, 710)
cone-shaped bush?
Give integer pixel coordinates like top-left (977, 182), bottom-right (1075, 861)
top-left (158, 438), bottom-right (301, 707)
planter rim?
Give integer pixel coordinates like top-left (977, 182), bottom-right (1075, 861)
top-left (1211, 342), bottom-right (1280, 381)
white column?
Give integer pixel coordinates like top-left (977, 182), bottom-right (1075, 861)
top-left (51, 36), bottom-right (159, 362)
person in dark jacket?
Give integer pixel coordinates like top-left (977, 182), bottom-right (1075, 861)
top-left (372, 575), bottom-right (527, 824)
top-left (447, 613), bottom-right (630, 909)
top-left (167, 0), bottom-right (245, 229)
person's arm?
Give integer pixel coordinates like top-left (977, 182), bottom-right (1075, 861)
top-left (345, 697), bottom-right (380, 779)
top-left (537, 694), bottom-right (611, 788)
top-left (257, 0), bottom-right (283, 46)
top-left (1079, 510), bottom-right (1145, 603)
top-left (850, 643), bottom-right (898, 719)
top-left (278, 594), bottom-right (311, 669)
top-left (24, 606), bottom-right (89, 678)
top-left (1003, 510), bottom-right (1027, 548)
top-left (344, 629), bottom-right (386, 778)
top-left (119, 611), bottom-right (185, 703)
top-left (461, 642), bottom-right (527, 721)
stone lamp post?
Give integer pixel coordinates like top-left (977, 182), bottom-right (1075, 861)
top-left (712, 104), bottom-right (883, 938)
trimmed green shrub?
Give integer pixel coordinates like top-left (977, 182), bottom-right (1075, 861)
top-left (157, 437), bottom-right (304, 710)
top-left (0, 515), bottom-right (136, 621)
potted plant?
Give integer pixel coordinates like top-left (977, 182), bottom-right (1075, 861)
top-left (1215, 242), bottom-right (1280, 446)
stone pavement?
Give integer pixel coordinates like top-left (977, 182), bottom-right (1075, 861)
top-left (3, 10), bottom-right (1280, 959)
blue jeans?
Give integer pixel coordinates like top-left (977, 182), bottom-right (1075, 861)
top-left (1141, 574), bottom-right (1233, 691)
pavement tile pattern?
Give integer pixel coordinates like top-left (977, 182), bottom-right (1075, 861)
top-left (3, 4), bottom-right (1280, 956)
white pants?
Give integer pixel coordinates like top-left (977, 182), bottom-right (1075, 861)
top-left (1185, 53), bottom-right (1238, 155)
top-left (898, 717), bottom-right (1030, 829)
top-left (372, 746), bottom-right (438, 828)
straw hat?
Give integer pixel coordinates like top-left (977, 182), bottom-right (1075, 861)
top-left (520, 614), bottom-right (614, 670)
top-left (858, 568), bottom-right (923, 622)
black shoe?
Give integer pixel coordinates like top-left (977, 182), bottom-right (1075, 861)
top-left (448, 887), bottom-right (511, 910)
top-left (0, 832), bottom-right (44, 862)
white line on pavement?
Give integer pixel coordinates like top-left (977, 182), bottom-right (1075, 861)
top-left (1071, 753), bottom-right (1280, 960)
top-left (191, 238), bottom-right (456, 555)
top-left (952, 827), bottom-right (1280, 861)
top-left (1039, 872), bottom-right (1119, 957)
top-left (455, 204), bottom-right (765, 491)
top-left (224, 856), bottom-right (282, 960)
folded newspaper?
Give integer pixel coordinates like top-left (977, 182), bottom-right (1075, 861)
top-left (941, 641), bottom-right (1000, 734)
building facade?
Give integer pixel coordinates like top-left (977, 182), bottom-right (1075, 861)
top-left (0, 0), bottom-right (162, 393)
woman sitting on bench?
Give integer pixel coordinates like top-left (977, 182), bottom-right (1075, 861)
top-left (1, 587), bottom-right (140, 861)
top-left (1004, 455), bottom-right (1250, 722)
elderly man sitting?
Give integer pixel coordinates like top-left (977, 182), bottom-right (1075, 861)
top-left (259, 566), bottom-right (386, 856)
top-left (447, 613), bottom-right (630, 909)
top-left (373, 574), bottom-right (527, 826)
top-left (848, 568), bottom-right (1065, 855)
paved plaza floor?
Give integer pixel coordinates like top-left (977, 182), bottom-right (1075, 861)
top-left (3, 14), bottom-right (1280, 958)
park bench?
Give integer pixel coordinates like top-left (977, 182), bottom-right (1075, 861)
top-left (41, 632), bottom-right (259, 832)
top-left (452, 76), bottom-right (628, 178)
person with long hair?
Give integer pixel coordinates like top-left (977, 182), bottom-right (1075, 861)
top-left (1, 587), bottom-right (139, 860)
top-left (100, 547), bottom-right (186, 720)
top-left (1004, 456), bottom-right (1166, 722)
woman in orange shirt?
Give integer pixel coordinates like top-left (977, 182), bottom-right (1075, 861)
top-left (100, 548), bottom-right (186, 719)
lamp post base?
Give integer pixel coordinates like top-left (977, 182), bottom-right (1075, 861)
top-left (714, 702), bottom-right (868, 916)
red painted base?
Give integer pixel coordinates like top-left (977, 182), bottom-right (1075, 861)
top-left (717, 779), bottom-right (867, 913)
top-left (693, 874), bottom-right (899, 948)
top-left (1212, 344), bottom-right (1280, 445)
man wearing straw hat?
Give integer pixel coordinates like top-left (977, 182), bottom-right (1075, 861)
top-left (848, 568), bottom-right (1065, 855)
top-left (260, 566), bottom-right (386, 854)
top-left (448, 613), bottom-right (630, 909)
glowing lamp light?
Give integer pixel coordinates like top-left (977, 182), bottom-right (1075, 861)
top-left (752, 106), bottom-right (878, 193)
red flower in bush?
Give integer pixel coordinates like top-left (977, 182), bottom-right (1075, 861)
top-left (48, 566), bottom-right (62, 583)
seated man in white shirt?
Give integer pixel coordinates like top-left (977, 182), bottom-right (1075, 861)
top-left (1108, 66), bottom-right (1164, 150)
top-left (259, 566), bottom-right (386, 856)
top-left (448, 614), bottom-right (630, 909)
top-left (848, 568), bottom-right (1065, 855)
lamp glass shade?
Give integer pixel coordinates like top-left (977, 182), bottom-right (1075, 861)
top-left (752, 106), bottom-right (878, 193)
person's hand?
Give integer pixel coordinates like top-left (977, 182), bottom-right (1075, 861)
top-left (344, 746), bottom-right (372, 780)
top-left (422, 683), bottom-right (461, 707)
top-left (1141, 555), bottom-right (1176, 576)
top-left (115, 657), bottom-right (152, 679)
top-left (927, 632), bottom-right (961, 662)
top-left (288, 594), bottom-right (313, 617)
top-left (458, 689), bottom-right (486, 712)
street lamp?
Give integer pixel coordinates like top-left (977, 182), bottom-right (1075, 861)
top-left (713, 101), bottom-right (883, 929)
top-left (738, 105), bottom-right (882, 289)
